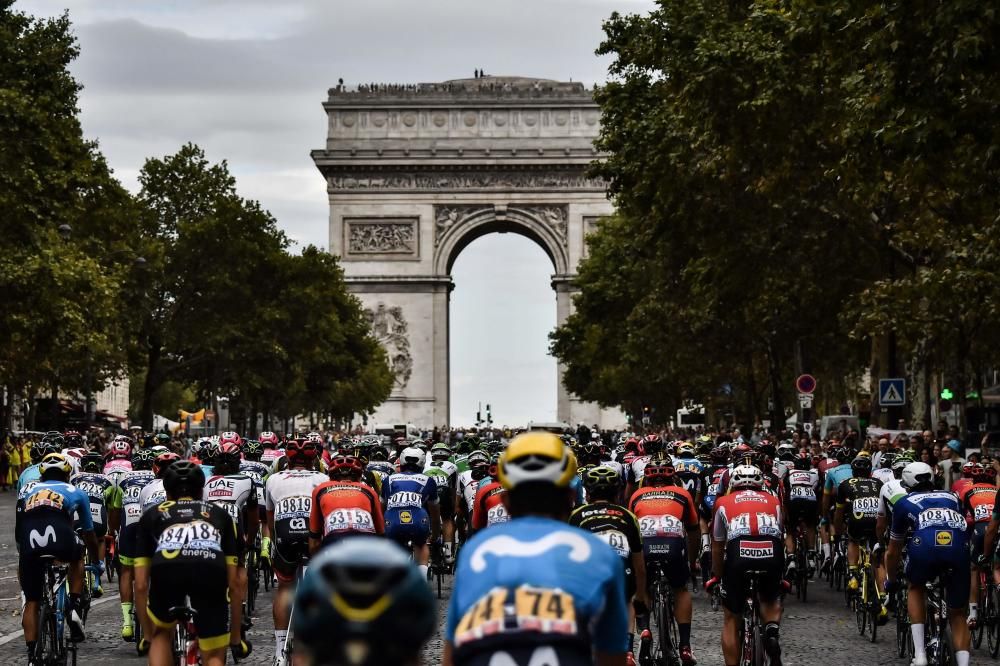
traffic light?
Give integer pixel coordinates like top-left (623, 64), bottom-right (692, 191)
top-left (939, 398), bottom-right (953, 413)
top-left (940, 388), bottom-right (954, 400)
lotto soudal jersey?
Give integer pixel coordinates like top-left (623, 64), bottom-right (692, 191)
top-left (69, 472), bottom-right (116, 527)
top-left (836, 477), bottom-right (882, 526)
top-left (628, 485), bottom-right (699, 540)
top-left (471, 480), bottom-right (507, 530)
top-left (138, 478), bottom-right (167, 512)
top-left (135, 499), bottom-right (238, 570)
top-left (204, 473), bottom-right (257, 527)
top-left (265, 469), bottom-right (327, 544)
top-left (712, 489), bottom-right (784, 543)
top-left (112, 470), bottom-right (156, 527)
top-left (965, 483), bottom-right (998, 524)
top-left (568, 502), bottom-right (642, 560)
top-left (784, 469), bottom-right (820, 503)
top-left (308, 480), bottom-right (384, 541)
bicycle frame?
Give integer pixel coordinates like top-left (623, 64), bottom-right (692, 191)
top-left (648, 563), bottom-right (678, 664)
top-left (924, 575), bottom-right (954, 666)
top-left (740, 572), bottom-right (767, 666)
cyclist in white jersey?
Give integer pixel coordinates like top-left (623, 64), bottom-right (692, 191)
top-left (137, 452), bottom-right (179, 513)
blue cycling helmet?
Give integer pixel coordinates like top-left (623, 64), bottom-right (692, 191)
top-left (292, 536), bottom-right (435, 665)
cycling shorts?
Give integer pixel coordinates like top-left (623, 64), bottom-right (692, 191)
top-left (905, 544), bottom-right (970, 610)
top-left (146, 562), bottom-right (231, 652)
top-left (721, 537), bottom-right (784, 615)
top-left (971, 523), bottom-right (987, 559)
top-left (437, 488), bottom-right (456, 519)
top-left (458, 644), bottom-right (592, 666)
top-left (643, 537), bottom-right (689, 589)
top-left (18, 521), bottom-right (83, 602)
top-left (846, 518), bottom-right (877, 544)
top-left (116, 523), bottom-right (140, 566)
top-left (786, 499), bottom-right (818, 528)
top-left (385, 508), bottom-right (430, 547)
top-left (272, 538), bottom-right (309, 584)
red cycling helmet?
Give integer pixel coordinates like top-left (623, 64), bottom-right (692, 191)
top-left (153, 452), bottom-right (181, 478)
top-left (328, 455), bottom-right (364, 481)
top-left (976, 465), bottom-right (998, 484)
top-left (286, 438), bottom-right (319, 465)
top-left (259, 431), bottom-right (279, 447)
top-left (219, 431), bottom-right (243, 448)
top-left (643, 461), bottom-right (676, 483)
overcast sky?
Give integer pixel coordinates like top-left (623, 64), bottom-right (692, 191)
top-left (18, 0), bottom-right (653, 426)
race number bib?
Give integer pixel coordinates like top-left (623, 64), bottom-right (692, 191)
top-left (595, 529), bottom-right (630, 557)
top-left (639, 514), bottom-right (684, 538)
top-left (323, 508), bottom-right (375, 535)
top-left (917, 508), bottom-right (965, 530)
top-left (274, 496), bottom-right (311, 521)
top-left (974, 504), bottom-right (993, 522)
top-left (387, 491), bottom-right (423, 510)
top-left (790, 486), bottom-right (816, 500)
top-left (486, 504), bottom-right (509, 526)
top-left (851, 496), bottom-right (879, 519)
top-left (454, 586), bottom-right (577, 648)
top-left (26, 489), bottom-right (65, 512)
top-left (157, 520), bottom-right (222, 553)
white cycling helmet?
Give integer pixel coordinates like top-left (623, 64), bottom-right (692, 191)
top-left (399, 447), bottom-right (426, 470)
top-left (901, 462), bottom-right (935, 490)
top-left (730, 464), bottom-right (765, 490)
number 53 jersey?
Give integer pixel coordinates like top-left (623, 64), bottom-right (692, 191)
top-left (135, 499), bottom-right (239, 571)
top-left (446, 516), bottom-right (628, 663)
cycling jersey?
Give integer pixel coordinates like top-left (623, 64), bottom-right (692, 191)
top-left (952, 477), bottom-right (973, 501)
top-left (204, 472), bottom-right (257, 557)
top-left (471, 479), bottom-right (507, 530)
top-left (785, 469), bottom-right (820, 503)
top-left (135, 499), bottom-right (238, 650)
top-left (260, 448), bottom-right (284, 466)
top-left (69, 471), bottom-right (116, 538)
top-left (424, 459), bottom-right (458, 517)
top-left (823, 463), bottom-right (852, 496)
top-left (457, 470), bottom-right (481, 517)
top-left (712, 489), bottom-right (785, 614)
top-left (447, 516), bottom-right (628, 664)
top-left (890, 491), bottom-right (970, 609)
top-left (138, 478), bottom-right (167, 513)
top-left (702, 466), bottom-right (727, 514)
top-left (16, 480), bottom-right (93, 601)
top-left (872, 467), bottom-right (895, 486)
top-left (877, 478), bottom-right (907, 520)
top-left (103, 458), bottom-right (132, 488)
top-left (672, 456), bottom-right (704, 498)
top-left (265, 468), bottom-right (328, 582)
top-left (630, 484), bottom-right (698, 588)
top-left (568, 502), bottom-right (642, 598)
top-left (965, 483), bottom-right (998, 525)
top-left (111, 469), bottom-right (156, 565)
top-left (16, 463), bottom-right (41, 498)
top-left (628, 455), bottom-right (652, 486)
top-left (836, 477), bottom-right (882, 541)
top-left (308, 479), bottom-right (384, 546)
top-left (239, 459), bottom-right (270, 505)
top-left (366, 460), bottom-right (395, 486)
top-left (382, 471), bottom-right (439, 546)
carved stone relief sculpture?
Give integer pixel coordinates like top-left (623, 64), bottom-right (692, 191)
top-left (364, 303), bottom-right (413, 390)
top-left (346, 219), bottom-right (417, 255)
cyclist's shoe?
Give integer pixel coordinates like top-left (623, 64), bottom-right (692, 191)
top-left (68, 610), bottom-right (86, 643)
top-left (820, 557), bottom-right (831, 575)
top-left (877, 604), bottom-right (889, 625)
top-left (121, 623), bottom-right (134, 642)
top-left (679, 645), bottom-right (697, 665)
top-left (764, 624), bottom-right (782, 666)
top-left (784, 559), bottom-right (797, 578)
top-left (231, 639), bottom-right (252, 661)
top-left (91, 583), bottom-right (103, 598)
top-left (910, 656), bottom-right (928, 666)
top-left (626, 652), bottom-right (637, 666)
top-left (807, 551), bottom-right (817, 577)
top-left (847, 572), bottom-right (860, 592)
top-left (137, 638), bottom-right (150, 656)
top-left (637, 629), bottom-right (653, 666)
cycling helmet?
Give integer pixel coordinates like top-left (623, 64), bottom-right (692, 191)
top-left (163, 460), bottom-right (206, 498)
top-left (369, 446), bottom-right (388, 462)
top-left (833, 446), bottom-right (852, 464)
top-left (850, 455), bottom-right (873, 478)
top-left (398, 447), bottom-right (426, 472)
top-left (643, 460), bottom-right (676, 484)
top-left (578, 442), bottom-right (602, 465)
top-left (131, 448), bottom-right (156, 470)
top-left (152, 452), bottom-right (179, 478)
top-left (961, 461), bottom-right (979, 479)
top-left (901, 462), bottom-right (935, 490)
top-left (63, 431), bottom-right (84, 448)
top-left (200, 439), bottom-right (220, 465)
top-left (710, 446), bottom-right (730, 465)
top-left (732, 442), bottom-right (753, 462)
top-left (974, 465), bottom-right (997, 484)
top-left (643, 434), bottom-right (663, 455)
top-left (219, 431), bottom-right (242, 448)
top-left (41, 432), bottom-right (66, 450)
top-left (108, 438), bottom-right (133, 460)
top-left (498, 432), bottom-right (577, 491)
top-left (891, 456), bottom-right (910, 479)
top-left (793, 452), bottom-right (812, 471)
top-left (285, 438), bottom-right (319, 466)
top-left (730, 464), bottom-right (765, 490)
top-left (259, 431), bottom-right (279, 448)
top-left (430, 443), bottom-right (452, 462)
top-left (879, 452), bottom-right (898, 470)
top-left (468, 451), bottom-right (490, 481)
top-left (328, 455), bottom-right (364, 481)
top-left (583, 465), bottom-right (622, 495)
top-left (80, 452), bottom-right (104, 473)
top-left (31, 438), bottom-right (62, 464)
top-left (675, 442), bottom-right (696, 458)
top-left (777, 442), bottom-right (796, 461)
top-left (242, 439), bottom-right (264, 461)
top-left (215, 442), bottom-right (242, 473)
top-left (291, 536), bottom-right (435, 666)
top-left (624, 437), bottom-right (641, 454)
top-left (39, 453), bottom-right (73, 479)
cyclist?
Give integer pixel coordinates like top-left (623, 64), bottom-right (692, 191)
top-left (16, 453), bottom-right (100, 658)
top-left (456, 449), bottom-right (489, 543)
top-left (783, 451), bottom-right (820, 577)
top-left (425, 442), bottom-right (459, 564)
top-left (308, 454), bottom-right (384, 552)
top-left (383, 446), bottom-right (441, 580)
top-left (673, 441), bottom-right (705, 504)
top-left (835, 455), bottom-right (886, 622)
top-left (820, 445), bottom-right (852, 572)
top-left (626, 434), bottom-right (664, 497)
top-left (885, 462), bottom-right (971, 666)
top-left (365, 441), bottom-right (395, 485)
top-left (873, 451), bottom-right (897, 486)
top-left (292, 536), bottom-right (436, 666)
top-left (962, 463), bottom-right (996, 630)
top-left (134, 460), bottom-right (250, 666)
top-left (571, 466), bottom-right (647, 666)
top-left (774, 441), bottom-right (797, 482)
top-left (471, 453), bottom-right (508, 533)
top-left (706, 464), bottom-right (785, 666)
top-left (111, 447), bottom-right (156, 644)
top-left (138, 451), bottom-right (178, 514)
top-left (629, 458), bottom-right (699, 665)
top-left (444, 432), bottom-right (627, 666)
top-left (103, 436), bottom-right (134, 488)
top-left (70, 451), bottom-right (116, 597)
top-left (699, 446), bottom-right (729, 572)
top-left (16, 434), bottom-right (62, 498)
top-left (264, 437), bottom-right (327, 663)
top-left (259, 431), bottom-right (283, 465)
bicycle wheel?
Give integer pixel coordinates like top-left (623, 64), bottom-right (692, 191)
top-left (752, 619), bottom-right (766, 666)
top-left (896, 585), bottom-right (909, 658)
top-left (868, 570), bottom-right (879, 643)
top-left (988, 584), bottom-right (1000, 658)
top-left (246, 550), bottom-right (258, 616)
top-left (972, 576), bottom-right (985, 649)
top-left (261, 559), bottom-right (273, 592)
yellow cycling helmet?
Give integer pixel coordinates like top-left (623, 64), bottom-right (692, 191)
top-left (39, 452), bottom-right (73, 477)
top-left (498, 432), bottom-right (577, 491)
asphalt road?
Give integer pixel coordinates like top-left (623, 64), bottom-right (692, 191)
top-left (0, 487), bottom-right (988, 664)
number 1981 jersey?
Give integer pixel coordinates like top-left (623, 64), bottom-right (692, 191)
top-left (265, 469), bottom-right (328, 545)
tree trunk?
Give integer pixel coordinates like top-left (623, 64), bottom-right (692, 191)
top-left (142, 344), bottom-right (163, 431)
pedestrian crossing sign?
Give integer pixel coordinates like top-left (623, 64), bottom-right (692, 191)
top-left (879, 378), bottom-right (906, 406)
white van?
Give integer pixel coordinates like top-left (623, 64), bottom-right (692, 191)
top-left (372, 423), bottom-right (421, 441)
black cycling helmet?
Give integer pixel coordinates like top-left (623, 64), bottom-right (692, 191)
top-left (163, 460), bottom-right (206, 498)
top-left (242, 439), bottom-right (264, 461)
top-left (131, 448), bottom-right (156, 471)
top-left (80, 452), bottom-right (104, 473)
top-left (793, 452), bottom-right (812, 471)
top-left (291, 536), bottom-right (435, 666)
top-left (583, 466), bottom-right (621, 498)
top-left (879, 452), bottom-right (897, 470)
top-left (850, 455), bottom-right (873, 478)
top-left (31, 438), bottom-right (62, 464)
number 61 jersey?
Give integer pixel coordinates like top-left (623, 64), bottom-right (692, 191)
top-left (135, 499), bottom-right (239, 571)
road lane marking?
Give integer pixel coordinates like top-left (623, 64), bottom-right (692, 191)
top-left (0, 591), bottom-right (121, 646)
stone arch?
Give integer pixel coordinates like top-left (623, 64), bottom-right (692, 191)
top-left (433, 205), bottom-right (571, 276)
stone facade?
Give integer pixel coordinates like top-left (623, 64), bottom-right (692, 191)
top-left (312, 77), bottom-right (623, 428)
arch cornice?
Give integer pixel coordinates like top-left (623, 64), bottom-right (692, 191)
top-left (432, 204), bottom-right (571, 276)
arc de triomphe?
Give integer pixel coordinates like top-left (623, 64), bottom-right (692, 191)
top-left (312, 76), bottom-right (622, 428)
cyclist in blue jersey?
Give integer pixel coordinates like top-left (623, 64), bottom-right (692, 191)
top-left (444, 432), bottom-right (628, 666)
top-left (382, 446), bottom-right (441, 580)
top-left (885, 462), bottom-right (971, 666)
top-left (16, 454), bottom-right (101, 660)
top-left (16, 435), bottom-right (62, 499)
top-left (820, 446), bottom-right (852, 571)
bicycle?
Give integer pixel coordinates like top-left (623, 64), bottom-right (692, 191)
top-left (852, 540), bottom-right (881, 643)
top-left (894, 570), bottom-right (914, 660)
top-left (33, 555), bottom-right (76, 666)
top-left (737, 571), bottom-right (773, 666)
top-left (103, 534), bottom-right (117, 583)
top-left (642, 561), bottom-right (679, 666)
top-left (792, 524), bottom-right (810, 603)
top-left (169, 601), bottom-right (199, 666)
top-left (924, 571), bottom-right (955, 666)
top-left (245, 544), bottom-right (259, 618)
top-left (984, 571), bottom-right (1000, 659)
top-left (275, 555), bottom-right (309, 666)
